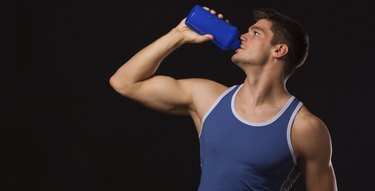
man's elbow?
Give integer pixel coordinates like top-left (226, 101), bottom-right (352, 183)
top-left (109, 75), bottom-right (131, 96)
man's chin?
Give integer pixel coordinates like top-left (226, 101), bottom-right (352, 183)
top-left (231, 54), bottom-right (239, 64)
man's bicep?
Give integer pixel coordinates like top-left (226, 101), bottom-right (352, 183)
top-left (302, 120), bottom-right (338, 191)
top-left (304, 159), bottom-right (338, 191)
top-left (128, 75), bottom-right (193, 115)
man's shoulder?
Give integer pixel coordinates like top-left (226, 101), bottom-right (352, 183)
top-left (292, 105), bottom-right (333, 159)
top-left (293, 106), bottom-right (328, 134)
top-left (188, 78), bottom-right (231, 97)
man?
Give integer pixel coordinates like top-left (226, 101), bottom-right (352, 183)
top-left (109, 6), bottom-right (338, 191)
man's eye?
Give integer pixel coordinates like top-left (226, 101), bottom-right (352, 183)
top-left (254, 31), bottom-right (259, 35)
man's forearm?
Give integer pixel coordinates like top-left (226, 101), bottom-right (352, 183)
top-left (109, 30), bottom-right (184, 90)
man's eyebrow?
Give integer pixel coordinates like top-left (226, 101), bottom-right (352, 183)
top-left (249, 25), bottom-right (265, 32)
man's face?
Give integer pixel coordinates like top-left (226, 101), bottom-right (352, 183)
top-left (231, 19), bottom-right (275, 66)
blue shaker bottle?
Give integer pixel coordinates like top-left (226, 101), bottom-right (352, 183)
top-left (185, 5), bottom-right (241, 51)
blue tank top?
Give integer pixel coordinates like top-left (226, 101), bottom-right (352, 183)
top-left (198, 84), bottom-right (303, 191)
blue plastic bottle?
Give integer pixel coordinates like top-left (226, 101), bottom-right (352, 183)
top-left (185, 5), bottom-right (241, 51)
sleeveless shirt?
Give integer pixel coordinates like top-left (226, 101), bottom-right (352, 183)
top-left (198, 84), bottom-right (303, 191)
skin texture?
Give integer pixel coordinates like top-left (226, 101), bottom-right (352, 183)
top-left (109, 7), bottom-right (338, 191)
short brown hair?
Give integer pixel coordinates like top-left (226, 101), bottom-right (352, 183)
top-left (253, 8), bottom-right (310, 76)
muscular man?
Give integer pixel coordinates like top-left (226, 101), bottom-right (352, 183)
top-left (109, 6), bottom-right (338, 191)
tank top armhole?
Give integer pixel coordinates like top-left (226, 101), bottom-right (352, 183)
top-left (287, 101), bottom-right (303, 164)
top-left (199, 85), bottom-right (239, 137)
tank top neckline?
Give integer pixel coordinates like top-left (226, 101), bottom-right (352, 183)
top-left (231, 84), bottom-right (295, 127)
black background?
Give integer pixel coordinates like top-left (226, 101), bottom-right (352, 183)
top-left (1, 0), bottom-right (374, 190)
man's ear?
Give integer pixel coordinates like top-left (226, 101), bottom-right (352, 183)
top-left (273, 44), bottom-right (288, 58)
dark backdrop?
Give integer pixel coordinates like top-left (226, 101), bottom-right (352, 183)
top-left (2, 0), bottom-right (374, 190)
